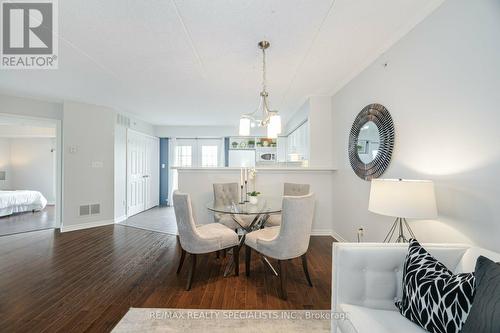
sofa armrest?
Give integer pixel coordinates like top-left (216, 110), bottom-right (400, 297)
top-left (331, 242), bottom-right (470, 312)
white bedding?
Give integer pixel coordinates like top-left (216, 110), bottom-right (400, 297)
top-left (0, 190), bottom-right (48, 217)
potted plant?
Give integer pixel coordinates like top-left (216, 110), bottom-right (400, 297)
top-left (247, 191), bottom-right (261, 205)
top-left (248, 139), bottom-right (255, 148)
top-left (232, 141), bottom-right (239, 149)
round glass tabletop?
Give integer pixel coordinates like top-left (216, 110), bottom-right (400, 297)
top-left (206, 196), bottom-right (282, 215)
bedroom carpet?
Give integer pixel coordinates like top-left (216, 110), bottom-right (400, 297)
top-left (0, 205), bottom-right (55, 236)
top-left (119, 206), bottom-right (178, 235)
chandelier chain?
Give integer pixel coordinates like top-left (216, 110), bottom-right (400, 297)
top-left (262, 47), bottom-right (267, 93)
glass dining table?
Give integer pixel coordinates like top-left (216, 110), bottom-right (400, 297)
top-left (206, 197), bottom-right (282, 277)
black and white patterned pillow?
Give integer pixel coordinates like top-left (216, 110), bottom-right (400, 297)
top-left (395, 239), bottom-right (475, 333)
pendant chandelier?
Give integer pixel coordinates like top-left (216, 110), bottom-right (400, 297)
top-left (239, 40), bottom-right (281, 139)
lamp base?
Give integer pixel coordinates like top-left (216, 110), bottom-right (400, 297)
top-left (383, 217), bottom-right (416, 243)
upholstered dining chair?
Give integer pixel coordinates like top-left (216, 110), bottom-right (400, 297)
top-left (173, 190), bottom-right (239, 290)
top-left (244, 193), bottom-right (315, 299)
top-left (266, 183), bottom-right (310, 226)
top-left (213, 183), bottom-right (254, 230)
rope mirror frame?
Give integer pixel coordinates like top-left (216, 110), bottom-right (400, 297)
top-left (348, 104), bottom-right (395, 181)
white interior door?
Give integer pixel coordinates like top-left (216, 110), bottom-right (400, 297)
top-left (127, 130), bottom-right (160, 217)
top-left (127, 130), bottom-right (146, 216)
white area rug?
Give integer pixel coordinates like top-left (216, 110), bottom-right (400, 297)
top-left (113, 308), bottom-right (334, 332)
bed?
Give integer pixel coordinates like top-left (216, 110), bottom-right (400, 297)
top-left (0, 191), bottom-right (48, 217)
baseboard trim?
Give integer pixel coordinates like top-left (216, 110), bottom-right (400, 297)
top-left (331, 229), bottom-right (347, 242)
top-left (310, 228), bottom-right (348, 242)
top-left (60, 219), bottom-right (114, 232)
top-left (114, 215), bottom-right (127, 223)
top-left (311, 229), bottom-right (334, 237)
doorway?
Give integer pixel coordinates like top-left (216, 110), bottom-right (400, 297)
top-left (0, 113), bottom-right (62, 236)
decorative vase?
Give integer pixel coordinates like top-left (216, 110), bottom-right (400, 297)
top-left (249, 196), bottom-right (258, 205)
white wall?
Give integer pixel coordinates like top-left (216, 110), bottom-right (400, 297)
top-left (155, 125), bottom-right (237, 138)
top-left (127, 115), bottom-right (155, 136)
top-left (177, 168), bottom-right (335, 235)
top-left (0, 94), bottom-right (63, 120)
top-left (62, 101), bottom-right (116, 229)
top-left (0, 138), bottom-right (11, 190)
top-left (309, 96), bottom-right (334, 168)
top-left (330, 0), bottom-right (500, 251)
top-left (9, 138), bottom-right (56, 203)
top-left (114, 125), bottom-right (127, 221)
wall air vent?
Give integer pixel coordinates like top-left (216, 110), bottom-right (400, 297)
top-left (117, 114), bottom-right (131, 128)
top-left (90, 204), bottom-right (100, 215)
top-left (79, 205), bottom-right (90, 216)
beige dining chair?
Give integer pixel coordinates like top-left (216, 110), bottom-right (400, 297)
top-left (173, 191), bottom-right (239, 290)
top-left (244, 193), bottom-right (315, 299)
top-left (213, 183), bottom-right (254, 230)
top-left (266, 183), bottom-right (310, 226)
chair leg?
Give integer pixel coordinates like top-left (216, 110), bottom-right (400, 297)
top-left (245, 246), bottom-right (252, 276)
top-left (233, 246), bottom-right (239, 276)
top-left (278, 260), bottom-right (288, 300)
top-left (177, 248), bottom-right (186, 274)
top-left (222, 249), bottom-right (226, 258)
top-left (216, 250), bottom-right (220, 259)
top-left (186, 254), bottom-right (197, 291)
top-left (301, 253), bottom-right (313, 287)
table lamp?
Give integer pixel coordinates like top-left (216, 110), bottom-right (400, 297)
top-left (369, 179), bottom-right (437, 243)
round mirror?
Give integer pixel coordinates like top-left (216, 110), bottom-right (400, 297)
top-left (348, 104), bottom-right (395, 180)
top-left (357, 121), bottom-right (380, 164)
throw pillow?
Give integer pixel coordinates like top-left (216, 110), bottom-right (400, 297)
top-left (395, 239), bottom-right (475, 333)
top-left (461, 255), bottom-right (500, 333)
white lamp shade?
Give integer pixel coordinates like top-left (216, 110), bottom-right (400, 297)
top-left (239, 118), bottom-right (250, 136)
top-left (369, 179), bottom-right (437, 219)
top-left (269, 114), bottom-right (282, 135)
top-left (267, 125), bottom-right (277, 138)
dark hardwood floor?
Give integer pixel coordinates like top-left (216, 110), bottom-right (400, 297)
top-left (0, 224), bottom-right (334, 332)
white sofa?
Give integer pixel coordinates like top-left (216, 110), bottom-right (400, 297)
top-left (331, 242), bottom-right (500, 333)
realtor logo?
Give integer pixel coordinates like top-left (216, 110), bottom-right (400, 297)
top-left (1, 0), bottom-right (58, 69)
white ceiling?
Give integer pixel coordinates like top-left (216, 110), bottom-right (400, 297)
top-left (0, 0), bottom-right (444, 126)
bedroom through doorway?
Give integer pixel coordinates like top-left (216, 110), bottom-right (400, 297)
top-left (0, 114), bottom-right (61, 236)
